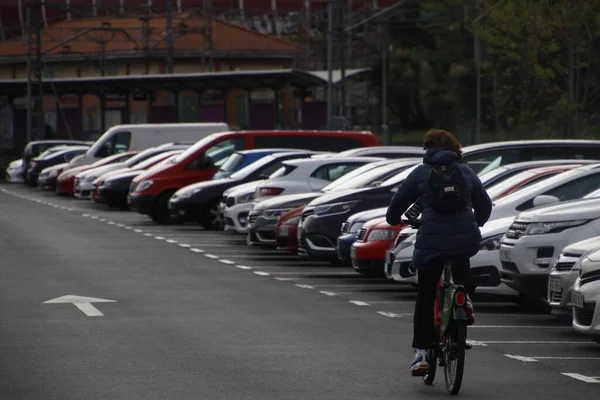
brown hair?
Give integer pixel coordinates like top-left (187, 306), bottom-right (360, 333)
top-left (423, 129), bottom-right (462, 155)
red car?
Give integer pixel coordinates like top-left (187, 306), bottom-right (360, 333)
top-left (275, 205), bottom-right (304, 253)
top-left (351, 217), bottom-right (407, 277)
top-left (56, 151), bottom-right (137, 196)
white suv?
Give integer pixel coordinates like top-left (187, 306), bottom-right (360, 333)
top-left (548, 236), bottom-right (600, 317)
top-left (500, 198), bottom-right (600, 303)
top-left (571, 248), bottom-right (600, 342)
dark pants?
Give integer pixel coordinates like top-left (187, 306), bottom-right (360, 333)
top-left (412, 257), bottom-right (471, 349)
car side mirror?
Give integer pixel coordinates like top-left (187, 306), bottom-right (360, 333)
top-left (532, 194), bottom-right (560, 207)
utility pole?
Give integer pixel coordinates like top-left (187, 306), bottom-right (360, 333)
top-left (26, 0), bottom-right (44, 143)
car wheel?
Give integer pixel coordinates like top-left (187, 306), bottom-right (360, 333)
top-left (151, 190), bottom-right (181, 225)
top-left (200, 198), bottom-right (223, 230)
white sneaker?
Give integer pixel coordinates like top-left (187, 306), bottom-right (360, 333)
top-left (410, 349), bottom-right (429, 376)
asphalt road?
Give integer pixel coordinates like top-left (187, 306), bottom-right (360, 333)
top-left (1, 183), bottom-right (599, 399)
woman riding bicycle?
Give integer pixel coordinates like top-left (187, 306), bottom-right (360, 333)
top-left (385, 129), bottom-right (492, 376)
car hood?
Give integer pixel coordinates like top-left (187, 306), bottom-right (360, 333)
top-left (515, 198), bottom-right (600, 223)
top-left (562, 236), bottom-right (600, 256)
top-left (224, 181), bottom-right (261, 197)
top-left (8, 159), bottom-right (23, 168)
top-left (579, 248), bottom-right (600, 274)
top-left (482, 216), bottom-right (516, 237)
top-left (252, 192), bottom-right (322, 212)
top-left (178, 177), bottom-right (244, 195)
top-left (41, 162), bottom-right (68, 174)
top-left (78, 163), bottom-right (123, 178)
top-left (105, 170), bottom-right (143, 182)
top-left (347, 207), bottom-right (389, 224)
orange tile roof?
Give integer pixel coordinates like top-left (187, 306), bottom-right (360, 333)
top-left (0, 14), bottom-right (302, 57)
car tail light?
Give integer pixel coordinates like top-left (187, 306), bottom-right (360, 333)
top-left (455, 291), bottom-right (466, 307)
top-left (258, 187), bottom-right (284, 197)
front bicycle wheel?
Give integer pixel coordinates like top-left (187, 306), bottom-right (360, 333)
top-left (444, 322), bottom-right (466, 395)
top-left (423, 348), bottom-right (437, 385)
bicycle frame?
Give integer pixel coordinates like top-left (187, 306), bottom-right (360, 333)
top-left (436, 263), bottom-right (468, 339)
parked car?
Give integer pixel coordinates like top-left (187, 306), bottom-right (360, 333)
top-left (168, 151), bottom-right (323, 228)
top-left (351, 217), bottom-right (407, 277)
top-left (128, 130), bottom-right (378, 224)
top-left (253, 157), bottom-right (384, 202)
top-left (247, 193), bottom-right (323, 248)
top-left (272, 159), bottom-right (422, 253)
top-left (220, 181), bottom-right (265, 234)
top-left (38, 163), bottom-right (68, 190)
top-left (548, 236), bottom-right (600, 317)
top-left (213, 148), bottom-right (301, 180)
top-left (571, 248), bottom-right (600, 342)
top-left (334, 146), bottom-right (424, 158)
top-left (74, 144), bottom-right (191, 199)
top-left (5, 159), bottom-right (24, 183)
top-left (387, 217), bottom-right (518, 297)
top-left (56, 151), bottom-right (139, 195)
top-left (26, 146), bottom-right (90, 186)
top-left (92, 151), bottom-right (184, 209)
top-left (337, 207), bottom-right (388, 264)
top-left (20, 139), bottom-right (91, 183)
top-left (485, 165), bottom-right (584, 201)
top-left (459, 140), bottom-right (600, 174)
top-left (500, 197), bottom-right (600, 305)
top-left (66, 123), bottom-right (229, 168)
top-left (275, 206), bottom-right (304, 253)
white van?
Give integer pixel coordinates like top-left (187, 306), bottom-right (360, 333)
top-left (67, 123), bottom-right (229, 168)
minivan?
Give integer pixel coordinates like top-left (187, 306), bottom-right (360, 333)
top-left (128, 129), bottom-right (378, 224)
top-left (66, 123), bottom-right (230, 168)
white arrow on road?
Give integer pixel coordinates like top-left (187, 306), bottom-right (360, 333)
top-left (44, 295), bottom-right (116, 317)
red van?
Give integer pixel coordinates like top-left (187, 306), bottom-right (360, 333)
top-left (128, 130), bottom-right (378, 224)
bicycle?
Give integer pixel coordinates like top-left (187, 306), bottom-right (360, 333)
top-left (403, 218), bottom-right (470, 395)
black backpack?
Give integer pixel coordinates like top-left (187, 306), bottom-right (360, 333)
top-left (427, 164), bottom-right (468, 214)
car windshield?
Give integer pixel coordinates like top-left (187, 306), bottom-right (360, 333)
top-left (479, 167), bottom-right (509, 186)
top-left (322, 164), bottom-right (408, 192)
top-left (123, 149), bottom-right (163, 167)
top-left (170, 133), bottom-right (225, 164)
top-left (485, 170), bottom-right (538, 200)
top-left (379, 165), bottom-right (420, 187)
top-left (229, 155), bottom-right (280, 180)
top-left (219, 153), bottom-right (246, 173)
top-left (477, 156), bottom-right (504, 175)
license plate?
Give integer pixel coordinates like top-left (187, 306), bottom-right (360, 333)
top-left (571, 291), bottom-right (584, 308)
top-left (499, 248), bottom-right (512, 262)
top-left (279, 226), bottom-right (289, 237)
top-left (549, 277), bottom-right (561, 291)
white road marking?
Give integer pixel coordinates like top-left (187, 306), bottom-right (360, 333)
top-left (250, 271), bottom-right (362, 275)
top-left (349, 300), bottom-right (370, 306)
top-left (219, 259), bottom-right (235, 265)
top-left (82, 213), bottom-right (90, 217)
top-left (99, 218), bottom-right (106, 222)
top-left (67, 208), bottom-right (74, 211)
top-left (44, 295), bottom-right (116, 317)
top-left (134, 229), bottom-right (143, 233)
top-left (144, 233), bottom-right (153, 237)
top-left (504, 355), bottom-right (538, 362)
top-left (253, 271), bottom-right (270, 276)
top-left (204, 254), bottom-right (219, 259)
top-left (561, 373), bottom-right (600, 383)
top-left (377, 311), bottom-right (404, 318)
top-left (470, 325), bottom-right (566, 329)
top-left (190, 248), bottom-right (204, 253)
top-left (533, 356), bottom-right (600, 360)
top-left (466, 340), bottom-right (488, 347)
top-left (166, 239), bottom-right (178, 244)
top-left (178, 243), bottom-right (191, 248)
top-left (236, 265), bottom-right (253, 270)
top-left (360, 301), bottom-right (414, 304)
top-left (117, 224), bottom-right (125, 227)
top-left (107, 221), bottom-right (115, 225)
top-left (295, 284), bottom-right (314, 289)
top-left (59, 206), bottom-right (66, 210)
top-left (274, 277), bottom-right (292, 281)
top-left (307, 284), bottom-right (401, 288)
top-left (154, 236), bottom-right (165, 240)
top-left (90, 215), bottom-right (98, 219)
top-left (124, 226), bottom-right (133, 230)
top-left (319, 291), bottom-right (338, 296)
top-left (479, 341), bottom-right (596, 345)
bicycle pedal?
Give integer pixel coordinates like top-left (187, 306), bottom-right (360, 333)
top-left (465, 343), bottom-right (473, 350)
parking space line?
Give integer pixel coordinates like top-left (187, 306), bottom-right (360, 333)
top-left (166, 239), bottom-right (178, 244)
top-left (295, 284), bottom-right (314, 289)
top-left (236, 265), bottom-right (253, 270)
top-left (178, 243), bottom-right (190, 248)
top-left (154, 236), bottom-right (165, 240)
top-left (204, 254), bottom-right (219, 259)
top-left (253, 271), bottom-right (270, 276)
top-left (349, 301), bottom-right (370, 306)
top-left (319, 291), bottom-right (338, 296)
top-left (134, 229), bottom-right (143, 233)
top-left (275, 277), bottom-right (292, 281)
top-left (504, 355), bottom-right (537, 362)
top-left (561, 373), bottom-right (600, 383)
top-left (190, 248), bottom-right (204, 253)
top-left (377, 311), bottom-right (404, 318)
top-left (219, 259), bottom-right (235, 265)
top-left (534, 356), bottom-right (600, 360)
top-left (143, 233), bottom-right (153, 237)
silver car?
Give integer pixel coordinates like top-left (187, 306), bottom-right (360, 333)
top-left (548, 236), bottom-right (600, 316)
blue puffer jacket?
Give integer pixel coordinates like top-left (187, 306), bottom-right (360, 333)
top-left (386, 148), bottom-right (492, 268)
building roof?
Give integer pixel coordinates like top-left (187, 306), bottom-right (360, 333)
top-left (0, 14), bottom-right (302, 64)
top-left (0, 68), bottom-right (370, 97)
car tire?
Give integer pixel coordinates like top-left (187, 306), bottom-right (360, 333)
top-left (151, 190), bottom-right (181, 225)
top-left (199, 198), bottom-right (223, 230)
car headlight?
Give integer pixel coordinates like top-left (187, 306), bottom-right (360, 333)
top-left (135, 180), bottom-right (154, 192)
top-left (49, 170), bottom-right (59, 178)
top-left (480, 234), bottom-right (503, 251)
top-left (237, 192), bottom-right (255, 204)
top-left (176, 188), bottom-right (202, 199)
top-left (264, 208), bottom-right (290, 218)
top-left (349, 222), bottom-right (364, 233)
top-left (395, 234), bottom-right (416, 252)
top-left (283, 215), bottom-right (301, 226)
top-left (367, 229), bottom-right (397, 241)
top-left (524, 220), bottom-right (590, 235)
top-left (314, 200), bottom-right (359, 216)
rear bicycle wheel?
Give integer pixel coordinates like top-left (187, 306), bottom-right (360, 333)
top-left (444, 322), bottom-right (466, 395)
top-left (423, 347), bottom-right (437, 385)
